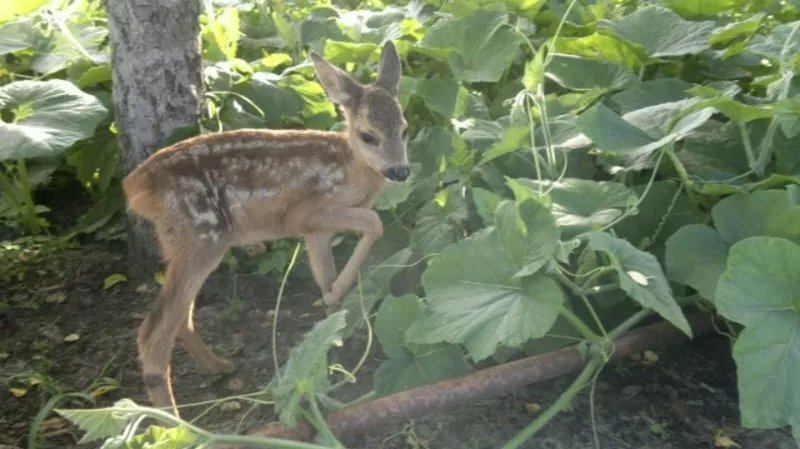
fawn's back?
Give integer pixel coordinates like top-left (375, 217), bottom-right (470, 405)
top-left (122, 128), bottom-right (386, 249)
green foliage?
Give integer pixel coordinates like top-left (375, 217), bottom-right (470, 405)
top-left (373, 294), bottom-right (471, 396)
top-left (272, 310), bottom-right (347, 427)
top-left (716, 237), bottom-right (800, 431)
top-left (9, 0), bottom-right (800, 446)
top-left (56, 399), bottom-right (139, 444)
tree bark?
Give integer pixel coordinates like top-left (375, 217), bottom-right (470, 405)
top-left (106, 0), bottom-right (203, 265)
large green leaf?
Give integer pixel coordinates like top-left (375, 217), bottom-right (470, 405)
top-left (585, 231), bottom-right (692, 336)
top-left (511, 177), bottom-right (638, 237)
top-left (546, 54), bottom-right (638, 91)
top-left (552, 33), bottom-right (642, 70)
top-left (774, 126), bottom-right (800, 176)
top-left (31, 17), bottom-right (108, 75)
top-left (400, 76), bottom-right (470, 119)
top-left (575, 99), bottom-right (715, 164)
top-left (664, 224), bottom-right (729, 301)
top-left (0, 79), bottom-right (108, 161)
top-left (225, 72), bottom-right (304, 128)
top-left (406, 200), bottom-right (563, 361)
top-left (0, 18), bottom-right (44, 55)
top-left (608, 79), bottom-right (693, 114)
top-left (676, 119), bottom-right (753, 186)
top-left (56, 399), bottom-right (139, 444)
top-left (373, 295), bottom-right (471, 396)
top-left (420, 7), bottom-right (523, 83)
top-left (273, 310), bottom-right (347, 426)
top-left (607, 5), bottom-right (716, 58)
top-left (660, 0), bottom-right (749, 17)
top-left (478, 125), bottom-right (529, 164)
top-left (709, 13), bottom-right (765, 46)
top-left (665, 189), bottom-right (800, 301)
top-left (715, 236), bottom-right (800, 430)
top-left (713, 189), bottom-right (800, 245)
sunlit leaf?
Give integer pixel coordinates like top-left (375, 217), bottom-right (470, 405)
top-left (607, 5), bottom-right (716, 58)
top-left (546, 54), bottom-right (638, 91)
top-left (420, 7), bottom-right (523, 83)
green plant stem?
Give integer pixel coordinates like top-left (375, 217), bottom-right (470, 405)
top-left (608, 308), bottom-right (654, 340)
top-left (308, 396), bottom-right (345, 448)
top-left (737, 121), bottom-right (757, 171)
top-left (584, 283), bottom-right (619, 295)
top-left (501, 356), bottom-right (603, 449)
top-left (754, 117), bottom-right (780, 177)
top-left (662, 146), bottom-right (698, 204)
top-left (554, 269), bottom-right (607, 338)
top-left (578, 266), bottom-right (614, 289)
top-left (273, 242), bottom-right (302, 380)
top-left (560, 306), bottom-right (602, 343)
top-left (204, 434), bottom-right (336, 449)
top-left (341, 389), bottom-right (376, 409)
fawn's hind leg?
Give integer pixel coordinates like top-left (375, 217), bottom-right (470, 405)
top-left (177, 300), bottom-right (235, 374)
top-left (137, 236), bottom-right (228, 417)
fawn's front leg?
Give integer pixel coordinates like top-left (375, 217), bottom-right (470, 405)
top-left (303, 207), bottom-right (383, 313)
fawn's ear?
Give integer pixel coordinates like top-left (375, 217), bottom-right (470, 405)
top-left (310, 52), bottom-right (363, 107)
top-left (374, 40), bottom-right (401, 95)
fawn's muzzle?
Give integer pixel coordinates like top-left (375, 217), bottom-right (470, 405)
top-left (383, 165), bottom-right (410, 182)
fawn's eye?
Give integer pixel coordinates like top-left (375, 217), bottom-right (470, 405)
top-left (359, 132), bottom-right (378, 145)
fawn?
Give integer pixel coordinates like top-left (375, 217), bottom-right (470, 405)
top-left (121, 40), bottom-right (409, 416)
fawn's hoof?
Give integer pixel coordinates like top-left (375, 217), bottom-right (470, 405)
top-left (210, 357), bottom-right (236, 374)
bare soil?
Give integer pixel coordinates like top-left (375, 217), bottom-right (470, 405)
top-left (1, 238), bottom-right (797, 449)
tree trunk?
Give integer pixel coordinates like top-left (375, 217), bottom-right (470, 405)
top-left (106, 0), bottom-right (203, 265)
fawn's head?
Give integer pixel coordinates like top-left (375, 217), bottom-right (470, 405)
top-left (311, 41), bottom-right (409, 182)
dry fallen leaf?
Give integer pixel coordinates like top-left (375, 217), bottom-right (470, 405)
top-left (45, 292), bottom-right (66, 304)
top-left (103, 273), bottom-right (127, 290)
top-left (63, 333), bottom-right (80, 343)
top-left (525, 402), bottom-right (541, 414)
top-left (643, 350), bottom-right (659, 364)
top-left (40, 417), bottom-right (70, 432)
top-left (227, 378), bottom-right (244, 392)
top-left (9, 388), bottom-right (27, 398)
top-left (221, 400), bottom-right (242, 413)
top-left (713, 429), bottom-right (741, 448)
top-left (90, 384), bottom-right (119, 398)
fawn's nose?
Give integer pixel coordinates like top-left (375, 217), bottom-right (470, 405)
top-left (384, 165), bottom-right (410, 182)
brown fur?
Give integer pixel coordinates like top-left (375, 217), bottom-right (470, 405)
top-left (122, 41), bottom-right (408, 416)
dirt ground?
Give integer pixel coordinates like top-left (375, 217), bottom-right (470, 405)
top-left (1, 237), bottom-right (797, 449)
